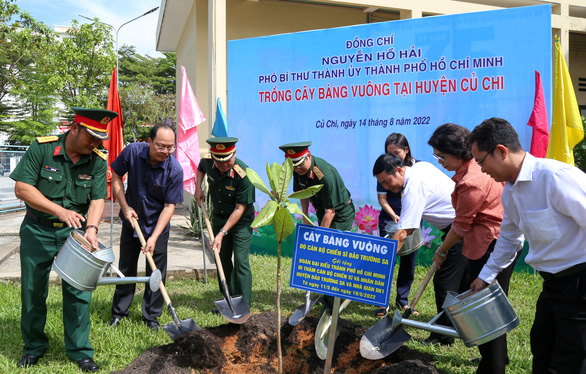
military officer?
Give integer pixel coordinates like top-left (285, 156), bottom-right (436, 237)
top-left (279, 142), bottom-right (355, 230)
top-left (195, 137), bottom-right (255, 307)
top-left (280, 142), bottom-right (355, 310)
top-left (11, 107), bottom-right (117, 372)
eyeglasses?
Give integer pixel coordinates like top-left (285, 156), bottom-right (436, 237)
top-left (477, 147), bottom-right (496, 167)
top-left (153, 143), bottom-right (176, 152)
top-left (432, 153), bottom-right (446, 162)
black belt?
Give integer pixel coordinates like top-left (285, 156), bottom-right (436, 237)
top-left (26, 211), bottom-right (65, 228)
top-left (539, 262), bottom-right (586, 281)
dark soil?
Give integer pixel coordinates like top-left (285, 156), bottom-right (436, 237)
top-left (112, 312), bottom-right (445, 374)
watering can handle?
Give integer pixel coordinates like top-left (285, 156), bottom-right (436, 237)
top-left (72, 230), bottom-right (96, 252)
top-left (131, 217), bottom-right (173, 306)
top-left (408, 261), bottom-right (438, 309)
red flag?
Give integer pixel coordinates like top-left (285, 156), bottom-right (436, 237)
top-left (527, 70), bottom-right (549, 158)
top-left (104, 67), bottom-right (124, 200)
top-left (178, 65), bottom-right (205, 194)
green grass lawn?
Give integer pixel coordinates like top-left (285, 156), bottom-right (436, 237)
top-left (0, 254), bottom-right (541, 373)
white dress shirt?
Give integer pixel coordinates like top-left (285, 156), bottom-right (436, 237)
top-left (480, 153), bottom-right (586, 283)
top-left (397, 161), bottom-right (455, 231)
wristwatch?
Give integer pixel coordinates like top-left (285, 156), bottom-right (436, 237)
top-left (220, 228), bottom-right (228, 236)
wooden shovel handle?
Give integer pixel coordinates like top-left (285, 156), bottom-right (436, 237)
top-left (408, 261), bottom-right (438, 310)
top-left (72, 230), bottom-right (96, 252)
top-left (197, 200), bottom-right (228, 283)
top-left (131, 217), bottom-right (172, 306)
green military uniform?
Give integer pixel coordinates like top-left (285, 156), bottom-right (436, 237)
top-left (198, 138), bottom-right (255, 305)
top-left (281, 142), bottom-right (355, 310)
top-left (292, 155), bottom-right (355, 230)
top-left (10, 133), bottom-right (107, 361)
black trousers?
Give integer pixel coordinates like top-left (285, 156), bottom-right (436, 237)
top-left (428, 233), bottom-right (468, 343)
top-left (531, 267), bottom-right (586, 374)
top-left (378, 219), bottom-right (417, 308)
top-left (468, 240), bottom-right (520, 374)
top-left (111, 224), bottom-right (169, 322)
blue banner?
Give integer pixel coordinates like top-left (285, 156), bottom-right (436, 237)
top-left (290, 224), bottom-right (397, 306)
top-left (228, 5), bottom-right (551, 260)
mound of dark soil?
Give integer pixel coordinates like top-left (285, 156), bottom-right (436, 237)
top-left (112, 312), bottom-right (444, 374)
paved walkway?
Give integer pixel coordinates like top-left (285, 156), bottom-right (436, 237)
top-left (0, 201), bottom-right (216, 284)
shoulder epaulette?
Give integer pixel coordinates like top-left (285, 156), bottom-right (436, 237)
top-left (37, 136), bottom-right (59, 144)
top-left (233, 164), bottom-right (247, 179)
top-left (203, 153), bottom-right (212, 159)
top-left (313, 166), bottom-right (324, 180)
top-left (92, 148), bottom-right (107, 160)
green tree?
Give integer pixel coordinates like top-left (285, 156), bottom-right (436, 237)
top-left (247, 159), bottom-right (322, 374)
top-left (118, 45), bottom-right (176, 95)
top-left (52, 19), bottom-right (115, 111)
top-left (0, 0), bottom-right (58, 142)
top-left (119, 82), bottom-right (175, 143)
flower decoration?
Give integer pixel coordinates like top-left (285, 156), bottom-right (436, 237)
top-left (354, 204), bottom-right (380, 235)
top-left (421, 225), bottom-right (437, 247)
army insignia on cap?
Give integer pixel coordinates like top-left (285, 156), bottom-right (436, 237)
top-left (217, 144), bottom-right (226, 150)
top-left (287, 149), bottom-right (295, 155)
top-left (100, 117), bottom-right (111, 125)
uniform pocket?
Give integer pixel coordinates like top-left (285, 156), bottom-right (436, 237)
top-left (38, 168), bottom-right (64, 198)
top-left (74, 178), bottom-right (93, 204)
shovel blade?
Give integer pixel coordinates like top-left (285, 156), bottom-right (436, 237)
top-left (360, 315), bottom-right (411, 360)
top-left (314, 309), bottom-right (341, 360)
top-left (289, 295), bottom-right (322, 326)
top-left (214, 295), bottom-right (251, 324)
top-left (162, 318), bottom-right (201, 341)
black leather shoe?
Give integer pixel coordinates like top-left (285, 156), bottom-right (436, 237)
top-left (18, 354), bottom-right (41, 368)
top-left (145, 320), bottom-right (160, 332)
top-left (77, 357), bottom-right (99, 372)
top-left (109, 316), bottom-right (122, 327)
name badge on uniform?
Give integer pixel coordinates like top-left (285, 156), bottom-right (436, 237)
top-left (78, 174), bottom-right (93, 180)
top-left (225, 186), bottom-right (235, 191)
top-left (44, 166), bottom-right (60, 173)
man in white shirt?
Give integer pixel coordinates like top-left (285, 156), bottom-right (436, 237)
top-left (469, 117), bottom-right (586, 374)
top-left (373, 153), bottom-right (469, 345)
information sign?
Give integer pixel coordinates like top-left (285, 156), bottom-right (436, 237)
top-left (290, 224), bottom-right (397, 306)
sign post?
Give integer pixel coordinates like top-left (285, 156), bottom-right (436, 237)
top-left (290, 224), bottom-right (397, 371)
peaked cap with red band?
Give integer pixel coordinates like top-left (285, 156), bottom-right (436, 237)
top-left (279, 141), bottom-right (312, 167)
top-left (206, 137), bottom-right (238, 162)
top-left (72, 106), bottom-right (119, 140)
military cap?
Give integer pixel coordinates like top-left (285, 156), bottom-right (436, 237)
top-left (72, 107), bottom-right (119, 140)
top-left (279, 141), bottom-right (312, 167)
top-left (206, 137), bottom-right (238, 162)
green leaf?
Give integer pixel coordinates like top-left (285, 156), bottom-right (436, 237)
top-left (276, 157), bottom-right (293, 202)
top-left (285, 203), bottom-right (316, 226)
top-left (251, 200), bottom-right (278, 228)
top-left (267, 162), bottom-right (281, 200)
top-left (287, 184), bottom-right (324, 200)
top-left (272, 208), bottom-right (295, 243)
top-left (246, 167), bottom-right (273, 198)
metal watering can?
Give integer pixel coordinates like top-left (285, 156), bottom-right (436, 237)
top-left (52, 230), bottom-right (161, 292)
top-left (384, 221), bottom-right (424, 256)
top-left (391, 281), bottom-right (519, 347)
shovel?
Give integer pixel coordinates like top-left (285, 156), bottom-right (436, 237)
top-left (198, 201), bottom-right (251, 324)
top-left (360, 261), bottom-right (438, 360)
top-left (315, 298), bottom-right (352, 360)
top-left (132, 217), bottom-right (200, 340)
top-left (288, 291), bottom-right (322, 326)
